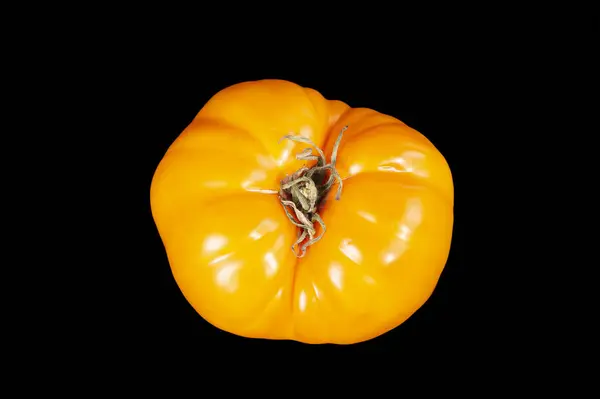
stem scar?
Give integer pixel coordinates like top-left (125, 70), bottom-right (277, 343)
top-left (278, 125), bottom-right (347, 257)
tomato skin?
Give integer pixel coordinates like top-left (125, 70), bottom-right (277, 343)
top-left (150, 79), bottom-right (454, 344)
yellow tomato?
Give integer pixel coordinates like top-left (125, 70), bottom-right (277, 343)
top-left (150, 79), bottom-right (454, 344)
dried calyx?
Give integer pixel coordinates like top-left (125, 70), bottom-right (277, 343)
top-left (278, 126), bottom-right (347, 257)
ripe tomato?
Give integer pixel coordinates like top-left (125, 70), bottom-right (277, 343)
top-left (150, 79), bottom-right (454, 344)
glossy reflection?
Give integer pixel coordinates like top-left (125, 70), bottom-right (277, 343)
top-left (377, 152), bottom-right (427, 176)
top-left (242, 169), bottom-right (268, 190)
top-left (248, 219), bottom-right (279, 240)
top-left (263, 252), bottom-right (279, 277)
top-left (328, 262), bottom-right (344, 290)
top-left (202, 234), bottom-right (228, 255)
top-left (380, 197), bottom-right (423, 265)
top-left (298, 290), bottom-right (307, 312)
top-left (356, 210), bottom-right (377, 223)
top-left (215, 260), bottom-right (242, 293)
top-left (339, 238), bottom-right (363, 265)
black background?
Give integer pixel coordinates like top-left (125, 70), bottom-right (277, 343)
top-left (7, 6), bottom-right (593, 379)
top-left (4, 7), bottom-right (594, 384)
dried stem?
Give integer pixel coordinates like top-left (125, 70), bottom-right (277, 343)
top-left (278, 126), bottom-right (347, 257)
